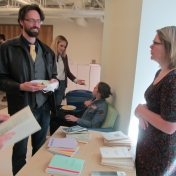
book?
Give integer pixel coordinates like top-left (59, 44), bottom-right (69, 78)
top-left (101, 159), bottom-right (134, 167)
top-left (66, 133), bottom-right (91, 142)
top-left (62, 125), bottom-right (88, 134)
top-left (100, 164), bottom-right (134, 172)
top-left (100, 147), bottom-right (132, 159)
top-left (100, 131), bottom-right (129, 141)
top-left (48, 138), bottom-right (78, 150)
top-left (47, 146), bottom-right (80, 157)
top-left (91, 171), bottom-right (126, 176)
top-left (45, 155), bottom-right (85, 175)
top-left (99, 147), bottom-right (134, 171)
top-left (0, 106), bottom-right (41, 150)
top-left (103, 139), bottom-right (131, 148)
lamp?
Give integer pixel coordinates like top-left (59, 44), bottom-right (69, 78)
top-left (75, 17), bottom-right (88, 27)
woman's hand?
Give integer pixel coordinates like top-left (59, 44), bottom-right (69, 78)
top-left (77, 80), bottom-right (85, 85)
top-left (65, 115), bottom-right (78, 122)
top-left (135, 104), bottom-right (149, 130)
top-left (138, 116), bottom-right (149, 130)
top-left (0, 113), bottom-right (10, 122)
top-left (0, 132), bottom-right (15, 150)
top-left (84, 100), bottom-right (92, 107)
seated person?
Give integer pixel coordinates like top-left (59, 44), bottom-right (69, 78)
top-left (50, 82), bottom-right (112, 135)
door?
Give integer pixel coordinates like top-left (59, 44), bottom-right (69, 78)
top-left (0, 24), bottom-right (53, 46)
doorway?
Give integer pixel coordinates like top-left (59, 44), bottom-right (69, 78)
top-left (0, 24), bottom-right (53, 46)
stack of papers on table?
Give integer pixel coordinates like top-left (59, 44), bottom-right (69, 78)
top-left (66, 132), bottom-right (91, 143)
top-left (91, 171), bottom-right (126, 176)
top-left (100, 146), bottom-right (134, 171)
top-left (62, 125), bottom-right (90, 143)
top-left (100, 131), bottom-right (131, 148)
top-left (62, 125), bottom-right (88, 134)
top-left (45, 155), bottom-right (85, 175)
top-left (47, 138), bottom-right (79, 157)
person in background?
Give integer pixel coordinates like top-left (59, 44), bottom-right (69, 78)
top-left (50, 35), bottom-right (85, 106)
top-left (135, 26), bottom-right (176, 176)
top-left (0, 4), bottom-right (59, 175)
top-left (50, 82), bottom-right (112, 135)
top-left (0, 34), bottom-right (5, 44)
top-left (0, 113), bottom-right (15, 150)
top-left (0, 34), bottom-right (7, 102)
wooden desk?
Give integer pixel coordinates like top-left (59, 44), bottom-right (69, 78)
top-left (16, 127), bottom-right (136, 176)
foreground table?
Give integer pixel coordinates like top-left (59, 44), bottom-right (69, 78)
top-left (16, 127), bottom-right (136, 176)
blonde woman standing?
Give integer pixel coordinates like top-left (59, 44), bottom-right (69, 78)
top-left (50, 35), bottom-right (85, 106)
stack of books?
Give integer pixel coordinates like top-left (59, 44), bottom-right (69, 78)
top-left (47, 138), bottom-right (79, 157)
top-left (99, 146), bottom-right (134, 171)
top-left (100, 131), bottom-right (131, 148)
top-left (91, 171), bottom-right (126, 176)
top-left (45, 155), bottom-right (85, 175)
top-left (62, 125), bottom-right (91, 143)
top-left (62, 125), bottom-right (89, 134)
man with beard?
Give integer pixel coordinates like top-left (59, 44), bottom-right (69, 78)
top-left (0, 4), bottom-right (59, 176)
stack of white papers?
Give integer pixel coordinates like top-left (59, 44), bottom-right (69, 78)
top-left (100, 146), bottom-right (134, 171)
top-left (100, 131), bottom-right (131, 148)
top-left (91, 171), bottom-right (126, 176)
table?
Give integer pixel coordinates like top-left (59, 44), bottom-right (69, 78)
top-left (16, 127), bottom-right (136, 176)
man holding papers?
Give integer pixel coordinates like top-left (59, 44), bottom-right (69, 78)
top-left (0, 4), bottom-right (59, 176)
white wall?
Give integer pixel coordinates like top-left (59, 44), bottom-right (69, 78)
top-left (101, 1), bottom-right (142, 135)
top-left (0, 17), bottom-right (103, 65)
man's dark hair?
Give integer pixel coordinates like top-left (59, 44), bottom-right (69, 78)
top-left (98, 82), bottom-right (112, 99)
top-left (0, 34), bottom-right (5, 41)
top-left (18, 4), bottom-right (45, 28)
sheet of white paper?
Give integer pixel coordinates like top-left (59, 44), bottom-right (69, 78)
top-left (0, 106), bottom-right (41, 150)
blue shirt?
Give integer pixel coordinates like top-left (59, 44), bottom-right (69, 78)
top-left (77, 99), bottom-right (108, 128)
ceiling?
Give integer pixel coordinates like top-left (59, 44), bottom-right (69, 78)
top-left (0, 0), bottom-right (105, 22)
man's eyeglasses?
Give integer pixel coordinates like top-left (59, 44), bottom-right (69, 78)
top-left (152, 41), bottom-right (162, 46)
top-left (24, 19), bottom-right (43, 24)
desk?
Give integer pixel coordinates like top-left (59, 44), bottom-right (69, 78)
top-left (16, 127), bottom-right (136, 176)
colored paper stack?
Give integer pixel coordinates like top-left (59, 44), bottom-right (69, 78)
top-left (45, 155), bottom-right (85, 175)
top-left (62, 125), bottom-right (91, 143)
top-left (66, 132), bottom-right (91, 143)
top-left (47, 138), bottom-right (79, 157)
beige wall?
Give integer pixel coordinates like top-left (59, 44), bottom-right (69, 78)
top-left (0, 18), bottom-right (103, 65)
top-left (101, 1), bottom-right (142, 134)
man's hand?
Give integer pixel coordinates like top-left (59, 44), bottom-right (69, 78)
top-left (65, 115), bottom-right (78, 122)
top-left (20, 82), bottom-right (47, 92)
top-left (49, 79), bottom-right (59, 89)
